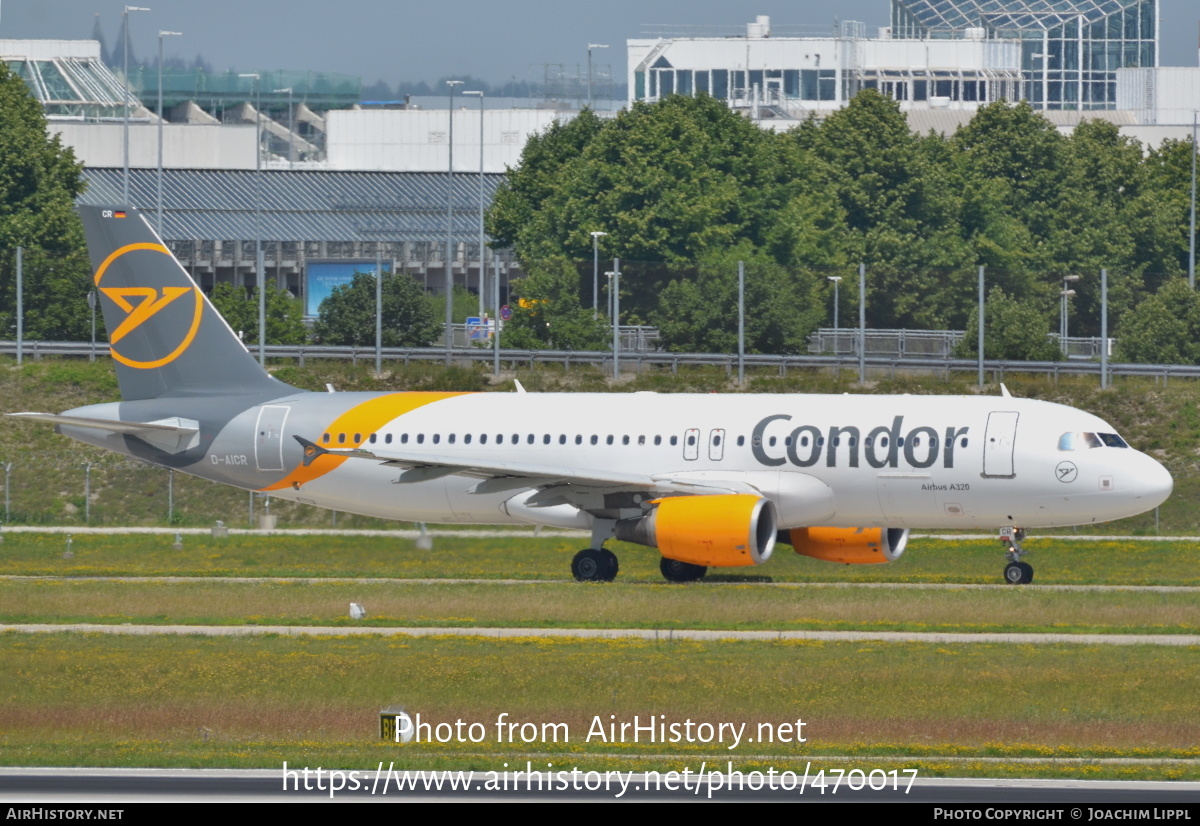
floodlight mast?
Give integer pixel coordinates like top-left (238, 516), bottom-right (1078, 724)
top-left (122, 6), bottom-right (151, 203)
top-left (445, 80), bottom-right (464, 362)
top-left (156, 30), bottom-right (182, 237)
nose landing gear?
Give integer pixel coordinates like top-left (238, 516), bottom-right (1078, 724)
top-left (1000, 527), bottom-right (1033, 584)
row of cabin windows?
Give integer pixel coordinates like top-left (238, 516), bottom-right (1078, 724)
top-left (318, 431), bottom-right (969, 450)
top-left (321, 432), bottom-right (688, 447)
top-left (762, 435), bottom-right (970, 449)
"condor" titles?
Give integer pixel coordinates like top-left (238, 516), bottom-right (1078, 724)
top-left (752, 414), bottom-right (968, 470)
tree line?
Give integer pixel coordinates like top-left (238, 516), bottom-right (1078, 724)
top-left (2, 51), bottom-right (1200, 364)
top-left (487, 91), bottom-right (1200, 362)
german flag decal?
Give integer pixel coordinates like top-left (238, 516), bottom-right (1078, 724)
top-left (113, 211), bottom-right (127, 218)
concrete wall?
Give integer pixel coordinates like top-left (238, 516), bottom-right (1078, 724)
top-left (51, 123), bottom-right (257, 170)
top-left (1118, 67), bottom-right (1200, 125)
top-left (325, 108), bottom-right (572, 173)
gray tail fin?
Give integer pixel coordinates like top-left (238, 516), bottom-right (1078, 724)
top-left (78, 205), bottom-right (293, 401)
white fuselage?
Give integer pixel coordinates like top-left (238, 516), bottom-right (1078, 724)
top-left (236, 391), bottom-right (1171, 532)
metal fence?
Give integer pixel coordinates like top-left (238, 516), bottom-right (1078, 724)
top-left (2, 339), bottom-right (1196, 382)
top-left (808, 328), bottom-right (1112, 360)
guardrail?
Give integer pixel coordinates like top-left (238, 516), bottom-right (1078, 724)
top-left (2, 340), bottom-right (1197, 382)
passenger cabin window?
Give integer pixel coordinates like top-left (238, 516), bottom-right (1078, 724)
top-left (432, 434), bottom-right (440, 445)
top-left (400, 434), bottom-right (408, 444)
top-left (322, 433), bottom-right (330, 443)
top-left (385, 434), bottom-right (393, 444)
top-left (737, 436), bottom-right (745, 447)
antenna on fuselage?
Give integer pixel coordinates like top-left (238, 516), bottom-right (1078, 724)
top-left (1000, 383), bottom-right (1013, 398)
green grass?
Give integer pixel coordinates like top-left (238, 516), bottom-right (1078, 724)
top-left (2, 356), bottom-right (1200, 533)
top-left (2, 579), bottom-right (1199, 635)
top-left (2, 532), bottom-right (1200, 585)
top-left (1, 633), bottom-right (1198, 777)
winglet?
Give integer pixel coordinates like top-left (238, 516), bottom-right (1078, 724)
top-left (293, 435), bottom-right (328, 467)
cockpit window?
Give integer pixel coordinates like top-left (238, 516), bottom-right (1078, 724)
top-left (1059, 431), bottom-right (1126, 450)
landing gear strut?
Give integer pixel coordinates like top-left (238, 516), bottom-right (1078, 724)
top-left (572, 548), bottom-right (618, 582)
top-left (660, 557), bottom-right (707, 583)
top-left (1000, 527), bottom-right (1033, 585)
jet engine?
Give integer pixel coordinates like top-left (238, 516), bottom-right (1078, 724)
top-left (614, 494), bottom-right (777, 567)
top-left (783, 527), bottom-right (909, 564)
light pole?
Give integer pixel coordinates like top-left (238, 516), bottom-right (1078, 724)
top-left (87, 289), bottom-right (97, 362)
top-left (122, 5), bottom-right (151, 203)
top-left (274, 87), bottom-right (294, 168)
top-left (610, 259), bottom-right (620, 380)
top-left (587, 44), bottom-right (609, 108)
top-left (827, 276), bottom-right (841, 333)
top-left (445, 80), bottom-right (463, 360)
top-left (1060, 274), bottom-right (1080, 357)
top-left (156, 30), bottom-right (181, 237)
top-left (590, 231), bottom-right (607, 319)
top-left (1190, 110), bottom-right (1196, 289)
top-left (239, 72), bottom-right (265, 365)
top-left (463, 90), bottom-right (485, 316)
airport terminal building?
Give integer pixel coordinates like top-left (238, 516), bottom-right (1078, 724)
top-left (629, 1), bottom-right (1160, 113)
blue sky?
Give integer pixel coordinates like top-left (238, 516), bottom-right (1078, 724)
top-left (2, 1), bottom-right (1194, 87)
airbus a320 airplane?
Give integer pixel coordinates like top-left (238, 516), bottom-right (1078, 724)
top-left (10, 207), bottom-right (1174, 584)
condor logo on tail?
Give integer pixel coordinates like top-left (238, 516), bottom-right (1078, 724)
top-left (94, 243), bottom-right (203, 369)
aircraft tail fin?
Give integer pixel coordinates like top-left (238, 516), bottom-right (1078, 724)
top-left (78, 205), bottom-right (293, 401)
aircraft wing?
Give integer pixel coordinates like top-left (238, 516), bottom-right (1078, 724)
top-left (293, 436), bottom-right (758, 496)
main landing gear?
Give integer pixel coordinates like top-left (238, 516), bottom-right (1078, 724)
top-left (660, 558), bottom-right (707, 583)
top-left (1000, 527), bottom-right (1033, 585)
top-left (571, 548), bottom-right (619, 582)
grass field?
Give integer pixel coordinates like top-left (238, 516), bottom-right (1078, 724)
top-left (1, 633), bottom-right (1197, 778)
top-left (2, 531), bottom-right (1199, 585)
top-left (4, 356), bottom-right (1199, 780)
top-left (2, 356), bottom-right (1200, 534)
top-left (3, 579), bottom-right (1200, 636)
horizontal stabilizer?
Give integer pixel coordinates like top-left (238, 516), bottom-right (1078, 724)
top-left (9, 412), bottom-right (200, 453)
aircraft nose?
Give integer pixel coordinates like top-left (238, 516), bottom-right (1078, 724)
top-left (1133, 453), bottom-right (1173, 509)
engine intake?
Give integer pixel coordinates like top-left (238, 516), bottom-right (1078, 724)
top-left (615, 494), bottom-right (777, 568)
top-left (784, 527), bottom-right (909, 564)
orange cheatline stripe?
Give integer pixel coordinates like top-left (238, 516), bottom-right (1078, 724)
top-left (260, 391), bottom-right (470, 492)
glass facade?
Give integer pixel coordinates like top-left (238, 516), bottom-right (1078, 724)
top-left (891, 0), bottom-right (1157, 109)
top-left (5, 56), bottom-right (129, 119)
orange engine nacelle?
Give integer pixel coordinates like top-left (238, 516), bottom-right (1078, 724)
top-left (786, 527), bottom-right (909, 564)
top-left (614, 494), bottom-right (777, 568)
